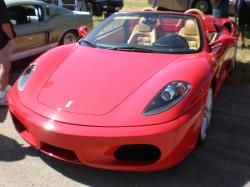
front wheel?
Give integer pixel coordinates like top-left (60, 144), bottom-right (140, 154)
top-left (59, 31), bottom-right (78, 45)
top-left (191, 0), bottom-right (212, 14)
top-left (199, 87), bottom-right (213, 143)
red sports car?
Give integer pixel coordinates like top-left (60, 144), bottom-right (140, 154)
top-left (8, 9), bottom-right (237, 171)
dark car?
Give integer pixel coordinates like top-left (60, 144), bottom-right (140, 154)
top-left (43, 0), bottom-right (124, 17)
top-left (88, 0), bottom-right (124, 17)
top-left (149, 0), bottom-right (250, 15)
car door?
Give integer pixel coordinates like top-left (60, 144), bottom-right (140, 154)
top-left (209, 25), bottom-right (237, 90)
top-left (8, 4), bottom-right (50, 60)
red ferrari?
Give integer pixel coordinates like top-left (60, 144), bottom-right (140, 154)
top-left (8, 9), bottom-right (237, 171)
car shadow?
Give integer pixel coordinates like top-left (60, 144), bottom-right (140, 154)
top-left (0, 134), bottom-right (39, 162)
top-left (38, 64), bottom-right (250, 187)
top-left (227, 60), bottom-right (250, 86)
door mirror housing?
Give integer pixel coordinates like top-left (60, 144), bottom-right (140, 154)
top-left (78, 26), bottom-right (88, 37)
top-left (209, 39), bottom-right (223, 53)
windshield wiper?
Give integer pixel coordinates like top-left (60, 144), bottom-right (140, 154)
top-left (80, 40), bottom-right (96, 47)
top-left (108, 46), bottom-right (154, 53)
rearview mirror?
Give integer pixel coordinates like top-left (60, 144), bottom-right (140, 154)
top-left (78, 26), bottom-right (88, 37)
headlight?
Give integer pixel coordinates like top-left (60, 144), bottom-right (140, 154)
top-left (143, 81), bottom-right (191, 116)
top-left (18, 62), bottom-right (37, 91)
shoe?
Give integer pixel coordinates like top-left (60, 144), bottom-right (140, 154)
top-left (5, 85), bottom-right (11, 93)
top-left (0, 86), bottom-right (10, 106)
top-left (237, 41), bottom-right (246, 49)
top-left (0, 97), bottom-right (7, 106)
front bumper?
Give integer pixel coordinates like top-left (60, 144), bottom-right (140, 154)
top-left (8, 93), bottom-right (203, 171)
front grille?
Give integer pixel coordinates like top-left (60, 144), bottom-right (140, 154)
top-left (41, 143), bottom-right (80, 163)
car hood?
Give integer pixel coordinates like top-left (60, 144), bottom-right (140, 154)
top-left (37, 46), bottom-right (180, 115)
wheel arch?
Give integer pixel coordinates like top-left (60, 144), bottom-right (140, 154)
top-left (58, 28), bottom-right (79, 46)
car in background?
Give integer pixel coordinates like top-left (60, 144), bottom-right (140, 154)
top-left (87, 0), bottom-right (124, 17)
top-left (6, 0), bottom-right (93, 62)
top-left (148, 0), bottom-right (250, 14)
top-left (8, 9), bottom-right (237, 171)
top-left (43, 0), bottom-right (124, 17)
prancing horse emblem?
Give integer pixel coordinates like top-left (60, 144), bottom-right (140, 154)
top-left (65, 100), bottom-right (74, 108)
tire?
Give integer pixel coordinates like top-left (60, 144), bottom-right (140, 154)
top-left (199, 87), bottom-right (213, 144)
top-left (104, 11), bottom-right (112, 18)
top-left (59, 31), bottom-right (78, 45)
top-left (93, 6), bottom-right (103, 17)
top-left (157, 7), bottom-right (168, 11)
top-left (104, 9), bottom-right (117, 18)
top-left (191, 0), bottom-right (212, 14)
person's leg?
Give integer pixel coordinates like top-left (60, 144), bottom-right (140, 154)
top-left (58, 0), bottom-right (63, 7)
top-left (238, 6), bottom-right (248, 47)
top-left (213, 9), bottom-right (223, 18)
top-left (82, 0), bottom-right (87, 11)
top-left (0, 60), bottom-right (11, 90)
top-left (0, 39), bottom-right (14, 105)
top-left (75, 0), bottom-right (79, 10)
top-left (76, 1), bottom-right (83, 11)
top-left (239, 25), bottom-right (245, 46)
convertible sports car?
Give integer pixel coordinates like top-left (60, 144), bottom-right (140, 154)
top-left (8, 9), bottom-right (237, 171)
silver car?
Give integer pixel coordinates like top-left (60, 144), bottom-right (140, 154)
top-left (6, 0), bottom-right (93, 61)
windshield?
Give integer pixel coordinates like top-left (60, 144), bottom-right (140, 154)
top-left (82, 12), bottom-right (202, 53)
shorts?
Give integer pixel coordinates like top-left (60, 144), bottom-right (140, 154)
top-left (0, 39), bottom-right (15, 66)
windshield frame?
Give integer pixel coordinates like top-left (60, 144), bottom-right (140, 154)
top-left (81, 12), bottom-right (204, 54)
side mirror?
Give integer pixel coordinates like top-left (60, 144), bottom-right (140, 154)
top-left (78, 26), bottom-right (88, 37)
top-left (209, 40), bottom-right (223, 53)
top-left (209, 35), bottom-right (236, 53)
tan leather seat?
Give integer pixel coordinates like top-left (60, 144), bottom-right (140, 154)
top-left (127, 17), bottom-right (156, 46)
top-left (179, 19), bottom-right (200, 50)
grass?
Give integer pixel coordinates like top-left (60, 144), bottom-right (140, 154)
top-left (122, 0), bottom-right (149, 11)
top-left (93, 0), bottom-right (148, 27)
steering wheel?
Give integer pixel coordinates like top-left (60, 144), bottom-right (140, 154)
top-left (184, 8), bottom-right (205, 19)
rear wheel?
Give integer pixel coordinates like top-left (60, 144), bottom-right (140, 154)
top-left (191, 0), bottom-right (212, 14)
top-left (157, 7), bottom-right (168, 11)
top-left (59, 31), bottom-right (78, 45)
top-left (199, 87), bottom-right (213, 143)
top-left (104, 10), bottom-right (115, 18)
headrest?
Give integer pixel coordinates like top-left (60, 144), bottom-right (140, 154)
top-left (184, 20), bottom-right (198, 35)
top-left (137, 17), bottom-right (156, 32)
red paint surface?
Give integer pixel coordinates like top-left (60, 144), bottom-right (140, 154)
top-left (7, 12), bottom-right (237, 171)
